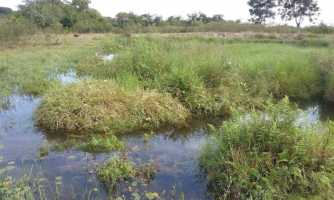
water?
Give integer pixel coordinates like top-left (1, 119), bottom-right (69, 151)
top-left (102, 54), bottom-right (115, 61)
top-left (1, 94), bottom-right (334, 199)
top-left (0, 92), bottom-right (222, 199)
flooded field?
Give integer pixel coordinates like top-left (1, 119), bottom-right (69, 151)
top-left (1, 91), bottom-right (334, 200)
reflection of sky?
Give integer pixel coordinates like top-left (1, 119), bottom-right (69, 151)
top-left (0, 94), bottom-right (216, 199)
top-left (102, 54), bottom-right (115, 61)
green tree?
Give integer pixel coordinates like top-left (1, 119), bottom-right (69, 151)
top-left (18, 0), bottom-right (64, 28)
top-left (167, 15), bottom-right (183, 26)
top-left (278, 0), bottom-right (320, 33)
top-left (115, 12), bottom-right (129, 28)
top-left (248, 0), bottom-right (276, 24)
top-left (71, 0), bottom-right (91, 12)
top-left (212, 14), bottom-right (224, 22)
top-left (0, 7), bottom-right (13, 15)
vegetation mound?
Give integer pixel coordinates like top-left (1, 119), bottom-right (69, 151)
top-left (198, 97), bottom-right (334, 199)
top-left (35, 79), bottom-right (188, 132)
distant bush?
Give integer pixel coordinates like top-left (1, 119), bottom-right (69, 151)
top-left (304, 22), bottom-right (334, 34)
top-left (0, 17), bottom-right (38, 48)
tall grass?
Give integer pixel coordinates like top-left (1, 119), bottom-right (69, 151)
top-left (34, 35), bottom-right (334, 132)
top-left (35, 79), bottom-right (188, 132)
top-left (198, 97), bottom-right (334, 199)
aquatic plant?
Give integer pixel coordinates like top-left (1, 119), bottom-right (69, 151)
top-left (78, 136), bottom-right (125, 153)
top-left (0, 163), bottom-right (61, 200)
top-left (96, 155), bottom-right (135, 187)
top-left (198, 97), bottom-right (334, 199)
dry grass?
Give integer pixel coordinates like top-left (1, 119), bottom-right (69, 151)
top-left (35, 79), bottom-right (189, 132)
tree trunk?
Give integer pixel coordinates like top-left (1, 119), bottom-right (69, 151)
top-left (297, 22), bottom-right (300, 34)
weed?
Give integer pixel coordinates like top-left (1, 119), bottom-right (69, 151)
top-left (96, 155), bottom-right (135, 187)
top-left (198, 97), bottom-right (334, 199)
top-left (78, 136), bottom-right (125, 154)
top-left (37, 143), bottom-right (50, 157)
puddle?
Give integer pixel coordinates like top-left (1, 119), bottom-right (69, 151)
top-left (1, 95), bottom-right (334, 199)
top-left (102, 54), bottom-right (115, 61)
top-left (49, 68), bottom-right (89, 84)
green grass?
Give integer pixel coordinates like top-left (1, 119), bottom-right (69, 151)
top-left (198, 97), bottom-right (334, 199)
top-left (0, 33), bottom-right (104, 110)
top-left (78, 136), bottom-right (126, 153)
top-left (33, 34), bottom-right (334, 132)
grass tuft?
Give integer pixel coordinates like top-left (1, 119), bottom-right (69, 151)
top-left (35, 79), bottom-right (188, 132)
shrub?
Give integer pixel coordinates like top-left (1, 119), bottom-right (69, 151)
top-left (198, 97), bottom-right (334, 199)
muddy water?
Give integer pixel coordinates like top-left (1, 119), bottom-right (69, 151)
top-left (1, 93), bottom-right (334, 200)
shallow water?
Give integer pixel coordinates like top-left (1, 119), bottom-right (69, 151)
top-left (0, 93), bottom-right (223, 199)
top-left (1, 94), bottom-right (334, 199)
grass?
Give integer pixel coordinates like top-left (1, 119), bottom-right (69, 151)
top-left (198, 97), bottom-right (334, 199)
top-left (33, 34), bottom-right (334, 132)
top-left (0, 33), bottom-right (106, 111)
top-left (37, 135), bottom-right (126, 156)
top-left (35, 79), bottom-right (188, 132)
top-left (0, 162), bottom-right (60, 200)
top-left (78, 136), bottom-right (126, 153)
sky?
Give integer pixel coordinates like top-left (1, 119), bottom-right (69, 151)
top-left (2, 0), bottom-right (334, 27)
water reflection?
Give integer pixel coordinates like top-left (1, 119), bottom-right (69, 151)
top-left (292, 97), bottom-right (334, 121)
top-left (2, 94), bottom-right (334, 199)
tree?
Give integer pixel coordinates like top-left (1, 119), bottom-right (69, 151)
top-left (248, 0), bottom-right (276, 24)
top-left (18, 0), bottom-right (64, 28)
top-left (71, 0), bottom-right (91, 12)
top-left (212, 14), bottom-right (224, 22)
top-left (0, 7), bottom-right (13, 15)
top-left (278, 0), bottom-right (320, 33)
top-left (167, 15), bottom-right (183, 26)
top-left (115, 12), bottom-right (129, 28)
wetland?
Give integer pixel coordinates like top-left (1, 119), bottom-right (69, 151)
top-left (2, 34), bottom-right (334, 199)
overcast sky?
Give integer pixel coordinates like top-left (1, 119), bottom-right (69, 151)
top-left (2, 0), bottom-right (334, 27)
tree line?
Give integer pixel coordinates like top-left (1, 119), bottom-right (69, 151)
top-left (0, 0), bottom-right (332, 34)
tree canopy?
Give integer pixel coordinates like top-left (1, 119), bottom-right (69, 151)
top-left (0, 7), bottom-right (13, 15)
top-left (248, 0), bottom-right (276, 24)
top-left (278, 0), bottom-right (320, 33)
top-left (248, 0), bottom-right (320, 32)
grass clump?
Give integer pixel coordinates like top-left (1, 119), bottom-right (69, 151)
top-left (78, 136), bottom-right (125, 153)
top-left (96, 155), bottom-right (135, 187)
top-left (198, 97), bottom-right (334, 199)
top-left (35, 79), bottom-right (188, 132)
